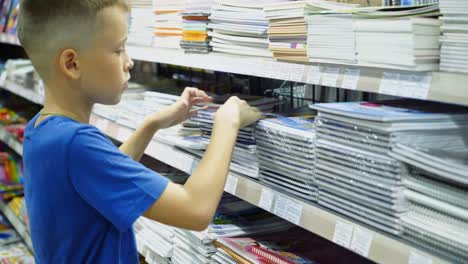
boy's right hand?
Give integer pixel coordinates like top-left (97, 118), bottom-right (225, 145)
top-left (215, 96), bottom-right (262, 129)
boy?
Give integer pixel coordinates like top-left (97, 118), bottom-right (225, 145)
top-left (17, 0), bottom-right (262, 263)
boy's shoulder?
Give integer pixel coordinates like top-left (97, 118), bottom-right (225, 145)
top-left (25, 114), bottom-right (105, 147)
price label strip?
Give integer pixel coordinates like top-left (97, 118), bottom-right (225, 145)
top-left (321, 67), bottom-right (340, 87)
top-left (333, 221), bottom-right (354, 248)
top-left (341, 69), bottom-right (360, 90)
top-left (224, 175), bottom-right (239, 194)
top-left (273, 195), bottom-right (303, 225)
top-left (259, 187), bottom-right (275, 211)
top-left (350, 228), bottom-right (373, 257)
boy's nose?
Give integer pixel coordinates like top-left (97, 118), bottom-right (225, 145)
top-left (125, 58), bottom-right (134, 72)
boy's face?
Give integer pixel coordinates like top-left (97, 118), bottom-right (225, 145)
top-left (79, 6), bottom-right (134, 105)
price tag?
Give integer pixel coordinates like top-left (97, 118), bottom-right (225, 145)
top-left (117, 127), bottom-right (132, 141)
top-left (190, 159), bottom-right (199, 174)
top-left (224, 175), bottom-right (238, 194)
top-left (95, 118), bottom-right (109, 132)
top-left (289, 64), bottom-right (306, 82)
top-left (333, 221), bottom-right (354, 248)
top-left (350, 228), bottom-right (373, 257)
top-left (380, 72), bottom-right (431, 100)
top-left (276, 62), bottom-right (292, 81)
top-left (321, 67), bottom-right (340, 87)
top-left (259, 187), bottom-right (275, 211)
top-left (409, 252), bottom-right (433, 264)
top-left (273, 195), bottom-right (303, 225)
top-left (306, 66), bottom-right (321, 84)
top-left (341, 69), bottom-right (360, 90)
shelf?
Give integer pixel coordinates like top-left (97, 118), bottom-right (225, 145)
top-left (0, 80), bottom-right (44, 105)
top-left (128, 45), bottom-right (468, 107)
top-left (0, 200), bottom-right (33, 252)
top-left (0, 33), bottom-right (20, 46)
top-left (90, 113), bottom-right (448, 264)
top-left (0, 125), bottom-right (23, 156)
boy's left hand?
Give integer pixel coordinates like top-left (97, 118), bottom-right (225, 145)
top-left (148, 87), bottom-right (212, 130)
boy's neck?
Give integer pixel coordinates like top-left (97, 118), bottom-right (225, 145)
top-left (41, 82), bottom-right (94, 124)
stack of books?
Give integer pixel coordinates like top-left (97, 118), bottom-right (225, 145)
top-left (153, 0), bottom-right (187, 49)
top-left (190, 97), bottom-right (279, 178)
top-left (310, 100), bottom-right (468, 236)
top-left (128, 2), bottom-right (154, 46)
top-left (439, 0), bottom-right (468, 73)
top-left (255, 117), bottom-right (317, 202)
top-left (208, 0), bottom-right (279, 57)
top-left (264, 1), bottom-right (309, 62)
top-left (172, 194), bottom-right (291, 264)
top-left (399, 167), bottom-right (468, 263)
top-left (180, 0), bottom-right (215, 53)
top-left (353, 4), bottom-right (441, 71)
top-left (305, 1), bottom-right (358, 64)
top-left (135, 217), bottom-right (175, 264)
top-left (143, 91), bottom-right (206, 149)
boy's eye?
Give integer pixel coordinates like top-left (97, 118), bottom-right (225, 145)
top-left (116, 48), bottom-right (126, 55)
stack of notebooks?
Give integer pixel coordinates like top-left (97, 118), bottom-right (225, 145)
top-left (399, 166), bottom-right (468, 263)
top-left (389, 126), bottom-right (468, 262)
top-left (153, 0), bottom-right (187, 49)
top-left (264, 1), bottom-right (309, 62)
top-left (305, 1), bottom-right (359, 64)
top-left (180, 0), bottom-right (214, 53)
top-left (256, 117), bottom-right (317, 202)
top-left (309, 100), bottom-right (468, 236)
top-left (128, 2), bottom-right (154, 46)
top-left (213, 230), bottom-right (316, 264)
top-left (208, 0), bottom-right (281, 58)
top-left (116, 93), bottom-right (147, 130)
top-left (172, 194), bottom-right (291, 264)
top-left (353, 4), bottom-right (441, 71)
top-left (439, 0), bottom-right (468, 73)
top-left (143, 91), bottom-right (206, 149)
top-left (135, 217), bottom-right (175, 264)
top-left (190, 97), bottom-right (280, 178)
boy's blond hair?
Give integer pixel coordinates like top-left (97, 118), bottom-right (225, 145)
top-left (17, 0), bottom-right (130, 79)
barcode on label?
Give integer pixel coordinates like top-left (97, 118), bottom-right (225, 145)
top-left (333, 221), bottom-right (354, 248)
top-left (380, 72), bottom-right (431, 99)
top-left (273, 195), bottom-right (303, 225)
top-left (259, 187), bottom-right (275, 211)
top-left (341, 69), bottom-right (360, 90)
top-left (306, 66), bottom-right (321, 84)
top-left (321, 67), bottom-right (340, 87)
top-left (224, 175), bottom-right (238, 194)
top-left (350, 228), bottom-right (373, 257)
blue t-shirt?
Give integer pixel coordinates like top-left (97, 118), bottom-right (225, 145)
top-left (23, 114), bottom-right (169, 263)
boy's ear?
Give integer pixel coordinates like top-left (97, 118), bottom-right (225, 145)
top-left (58, 48), bottom-right (81, 80)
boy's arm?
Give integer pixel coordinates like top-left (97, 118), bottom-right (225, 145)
top-left (120, 87), bottom-right (211, 161)
top-left (143, 97), bottom-right (261, 231)
top-left (118, 118), bottom-right (160, 161)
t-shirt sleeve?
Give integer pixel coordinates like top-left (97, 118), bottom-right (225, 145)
top-left (68, 126), bottom-right (169, 231)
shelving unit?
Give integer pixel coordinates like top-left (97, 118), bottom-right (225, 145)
top-left (0, 80), bottom-right (43, 105)
top-left (0, 200), bottom-right (33, 252)
top-left (127, 45), bottom-right (468, 107)
top-left (0, 101), bottom-right (30, 252)
top-left (0, 35), bottom-right (465, 264)
top-left (0, 124), bottom-right (22, 156)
